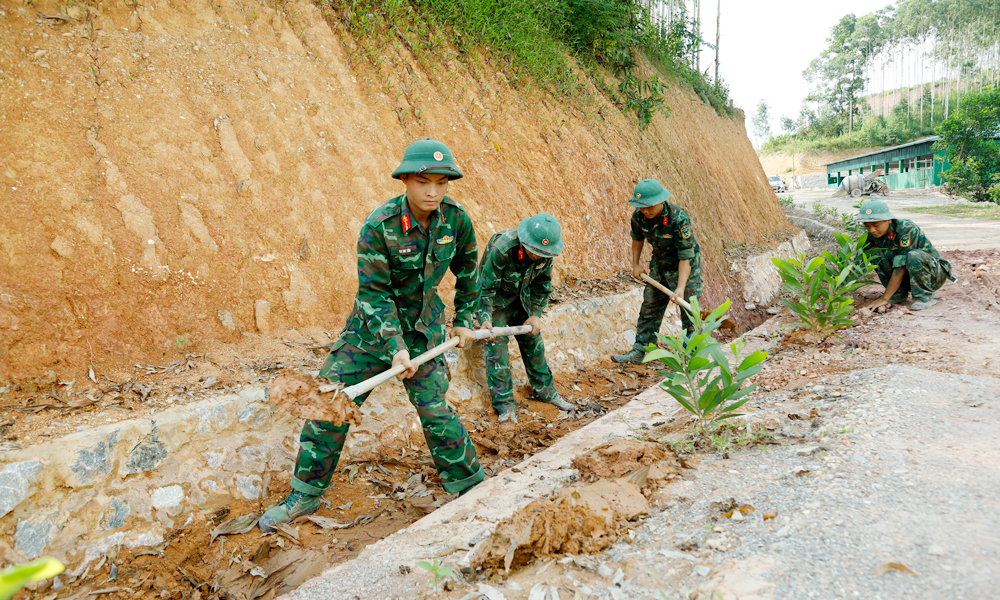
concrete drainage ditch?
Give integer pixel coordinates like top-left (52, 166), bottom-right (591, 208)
top-left (0, 238), bottom-right (807, 597)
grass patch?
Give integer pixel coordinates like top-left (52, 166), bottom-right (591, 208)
top-left (907, 203), bottom-right (1000, 221)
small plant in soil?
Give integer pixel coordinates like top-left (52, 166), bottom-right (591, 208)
top-left (643, 298), bottom-right (767, 430)
top-left (414, 559), bottom-right (453, 588)
top-left (1, 557), bottom-right (64, 600)
top-left (771, 253), bottom-right (872, 336)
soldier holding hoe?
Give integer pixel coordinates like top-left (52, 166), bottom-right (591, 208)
top-left (477, 213), bottom-right (575, 423)
top-left (260, 139), bottom-right (485, 531)
top-left (855, 198), bottom-right (955, 312)
top-left (613, 179), bottom-right (702, 364)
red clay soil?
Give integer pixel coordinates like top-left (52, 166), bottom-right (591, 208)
top-left (1, 0), bottom-right (788, 385)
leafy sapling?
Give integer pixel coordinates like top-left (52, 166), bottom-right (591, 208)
top-left (643, 298), bottom-right (767, 430)
top-left (414, 559), bottom-right (453, 588)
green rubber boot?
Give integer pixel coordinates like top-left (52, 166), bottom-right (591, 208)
top-left (612, 346), bottom-right (646, 364)
top-left (259, 488), bottom-right (322, 532)
top-left (539, 394), bottom-right (575, 411)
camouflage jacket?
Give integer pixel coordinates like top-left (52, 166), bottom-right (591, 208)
top-left (864, 218), bottom-right (949, 272)
top-left (476, 229), bottom-right (553, 323)
top-left (335, 194), bottom-right (479, 362)
top-left (630, 202), bottom-right (700, 270)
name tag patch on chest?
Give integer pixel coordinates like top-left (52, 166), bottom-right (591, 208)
top-left (397, 247), bottom-right (417, 256)
top-left (436, 235), bottom-right (454, 245)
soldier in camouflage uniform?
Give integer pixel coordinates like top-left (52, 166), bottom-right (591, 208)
top-left (613, 179), bottom-right (702, 364)
top-left (477, 214), bottom-right (575, 423)
top-left (260, 139), bottom-right (485, 531)
top-left (855, 198), bottom-right (955, 311)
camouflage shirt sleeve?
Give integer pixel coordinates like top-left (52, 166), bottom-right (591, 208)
top-left (629, 210), bottom-right (645, 241)
top-left (476, 238), bottom-right (507, 324)
top-left (450, 209), bottom-right (479, 329)
top-left (673, 209), bottom-right (698, 260)
top-left (356, 221), bottom-right (406, 358)
top-left (891, 221), bottom-right (932, 268)
top-left (528, 260), bottom-right (554, 317)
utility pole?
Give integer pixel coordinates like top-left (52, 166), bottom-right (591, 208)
top-left (714, 0), bottom-right (720, 87)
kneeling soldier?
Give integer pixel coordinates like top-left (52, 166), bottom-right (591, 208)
top-left (613, 179), bottom-right (702, 364)
top-left (477, 214), bottom-right (574, 423)
top-left (260, 138), bottom-right (485, 531)
top-left (855, 199), bottom-right (955, 311)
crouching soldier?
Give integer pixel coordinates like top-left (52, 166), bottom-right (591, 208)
top-left (477, 214), bottom-right (574, 423)
top-left (856, 199), bottom-right (955, 311)
top-left (260, 138), bottom-right (485, 531)
top-left (613, 179), bottom-right (702, 364)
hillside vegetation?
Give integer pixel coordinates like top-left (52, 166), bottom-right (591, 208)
top-left (762, 0), bottom-right (1000, 154)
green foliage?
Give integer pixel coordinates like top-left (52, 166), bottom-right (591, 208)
top-left (777, 194), bottom-right (795, 209)
top-left (643, 298), bottom-right (767, 429)
top-left (414, 559), bottom-right (453, 587)
top-left (771, 253), bottom-right (871, 335)
top-left (934, 86), bottom-right (1000, 203)
top-left (821, 231), bottom-right (879, 287)
top-left (1, 558), bottom-right (64, 600)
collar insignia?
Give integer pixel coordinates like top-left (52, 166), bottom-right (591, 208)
top-left (663, 215), bottom-right (669, 226)
top-left (518, 248), bottom-right (525, 261)
top-left (401, 213), bottom-right (412, 232)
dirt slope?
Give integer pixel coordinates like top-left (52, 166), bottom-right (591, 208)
top-left (0, 0), bottom-right (787, 384)
top-left (758, 146), bottom-right (888, 177)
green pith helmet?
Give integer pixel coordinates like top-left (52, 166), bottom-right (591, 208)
top-left (854, 198), bottom-right (895, 222)
top-left (517, 213), bottom-right (563, 258)
top-left (629, 179), bottom-right (671, 208)
top-left (391, 138), bottom-right (463, 180)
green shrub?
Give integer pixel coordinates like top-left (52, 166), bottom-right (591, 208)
top-left (771, 254), bottom-right (870, 335)
top-left (643, 298), bottom-right (767, 429)
top-left (821, 231), bottom-right (878, 287)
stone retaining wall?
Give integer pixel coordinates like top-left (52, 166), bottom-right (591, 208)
top-left (0, 243), bottom-right (803, 566)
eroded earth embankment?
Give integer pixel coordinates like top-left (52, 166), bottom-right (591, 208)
top-left (0, 0), bottom-right (788, 384)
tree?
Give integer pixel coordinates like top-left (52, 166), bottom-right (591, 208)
top-left (752, 99), bottom-right (772, 147)
top-left (780, 115), bottom-right (796, 134)
top-left (934, 85), bottom-right (1000, 203)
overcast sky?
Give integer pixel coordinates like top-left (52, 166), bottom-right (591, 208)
top-left (696, 0), bottom-right (893, 134)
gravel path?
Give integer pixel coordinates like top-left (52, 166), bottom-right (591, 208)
top-left (501, 366), bottom-right (1000, 600)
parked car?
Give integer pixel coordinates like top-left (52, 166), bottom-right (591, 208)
top-left (768, 175), bottom-right (787, 193)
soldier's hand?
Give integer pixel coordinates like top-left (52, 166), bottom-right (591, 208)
top-left (525, 315), bottom-right (543, 336)
top-left (480, 321), bottom-right (496, 342)
top-left (452, 326), bottom-right (476, 349)
top-left (392, 350), bottom-right (417, 380)
top-left (632, 264), bottom-right (648, 280)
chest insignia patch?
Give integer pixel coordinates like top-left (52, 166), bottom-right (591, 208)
top-left (397, 247), bottom-right (416, 256)
top-left (436, 235), bottom-right (454, 245)
top-left (680, 224), bottom-right (692, 239)
top-left (900, 232), bottom-right (912, 248)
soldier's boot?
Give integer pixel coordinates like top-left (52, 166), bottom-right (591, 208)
top-left (259, 488), bottom-right (322, 532)
top-left (538, 394), bottom-right (575, 412)
top-left (888, 288), bottom-right (910, 305)
top-left (612, 345), bottom-right (646, 364)
top-left (911, 294), bottom-right (937, 310)
top-left (496, 402), bottom-right (519, 424)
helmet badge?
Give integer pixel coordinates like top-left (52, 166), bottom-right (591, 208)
top-left (866, 209), bottom-right (872, 214)
top-left (636, 193), bottom-right (641, 199)
top-left (542, 239), bottom-right (549, 245)
top-left (433, 151), bottom-right (443, 161)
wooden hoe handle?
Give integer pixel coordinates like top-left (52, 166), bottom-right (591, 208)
top-left (318, 325), bottom-right (533, 400)
top-left (640, 273), bottom-right (693, 312)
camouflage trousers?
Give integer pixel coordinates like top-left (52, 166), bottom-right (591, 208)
top-left (289, 334), bottom-right (484, 496)
top-left (635, 257), bottom-right (703, 347)
top-left (875, 250), bottom-right (953, 304)
top-left (481, 307), bottom-right (556, 413)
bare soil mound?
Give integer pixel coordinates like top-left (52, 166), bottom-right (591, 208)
top-left (758, 146), bottom-right (888, 177)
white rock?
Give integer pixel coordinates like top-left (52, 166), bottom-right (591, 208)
top-left (696, 565), bottom-right (711, 577)
top-left (598, 564), bottom-right (615, 578)
top-left (706, 538), bottom-right (723, 549)
top-left (150, 485), bottom-right (184, 509)
top-left (796, 445), bottom-right (820, 457)
top-left (731, 510), bottom-right (744, 522)
top-left (928, 544), bottom-right (945, 556)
